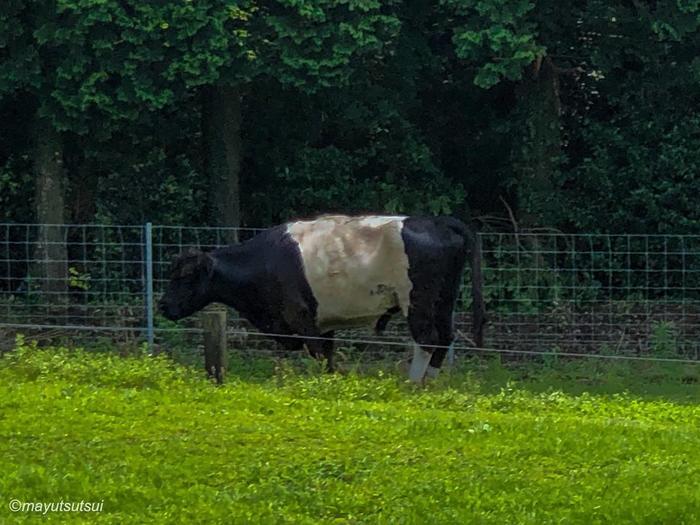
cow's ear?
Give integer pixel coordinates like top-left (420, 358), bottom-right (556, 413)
top-left (171, 249), bottom-right (202, 278)
top-left (198, 251), bottom-right (215, 278)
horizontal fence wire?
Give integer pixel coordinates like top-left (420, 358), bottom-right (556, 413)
top-left (1, 223), bottom-right (699, 363)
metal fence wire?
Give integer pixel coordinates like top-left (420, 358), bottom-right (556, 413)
top-left (1, 223), bottom-right (699, 361)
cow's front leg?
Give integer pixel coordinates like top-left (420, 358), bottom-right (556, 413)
top-left (284, 304), bottom-right (335, 373)
top-left (305, 332), bottom-right (335, 372)
top-left (321, 331), bottom-right (334, 372)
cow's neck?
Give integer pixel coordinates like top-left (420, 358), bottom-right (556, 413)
top-left (207, 245), bottom-right (260, 314)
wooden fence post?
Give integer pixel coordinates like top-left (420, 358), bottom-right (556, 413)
top-left (202, 308), bottom-right (227, 384)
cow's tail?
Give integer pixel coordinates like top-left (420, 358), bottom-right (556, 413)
top-left (466, 221), bottom-right (486, 348)
top-left (446, 217), bottom-right (486, 348)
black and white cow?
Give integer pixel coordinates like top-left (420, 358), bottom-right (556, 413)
top-left (159, 215), bottom-right (485, 382)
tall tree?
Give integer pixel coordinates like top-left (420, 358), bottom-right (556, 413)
top-left (202, 85), bottom-right (242, 242)
top-left (445, 0), bottom-right (700, 233)
top-left (78, 0), bottom-right (401, 231)
top-left (446, 0), bottom-right (562, 225)
top-left (4, 0), bottom-right (700, 239)
top-left (32, 116), bottom-right (67, 296)
top-left (1, 1), bottom-right (70, 296)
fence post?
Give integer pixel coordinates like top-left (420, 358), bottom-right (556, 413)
top-left (144, 222), bottom-right (155, 354)
top-left (202, 308), bottom-right (227, 384)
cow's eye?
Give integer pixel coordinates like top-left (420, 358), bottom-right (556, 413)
top-left (179, 272), bottom-right (198, 283)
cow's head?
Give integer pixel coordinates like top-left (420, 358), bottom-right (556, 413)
top-left (159, 249), bottom-right (215, 321)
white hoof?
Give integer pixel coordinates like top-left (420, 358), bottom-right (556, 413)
top-left (409, 343), bottom-right (431, 382)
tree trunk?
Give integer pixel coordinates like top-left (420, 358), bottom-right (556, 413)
top-left (202, 84), bottom-right (242, 244)
top-left (70, 156), bottom-right (97, 223)
top-left (32, 115), bottom-right (68, 299)
top-left (514, 56), bottom-right (562, 226)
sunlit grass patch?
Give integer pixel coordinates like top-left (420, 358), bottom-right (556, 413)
top-left (1, 339), bottom-right (699, 524)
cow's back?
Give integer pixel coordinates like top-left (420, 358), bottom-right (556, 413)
top-left (286, 215), bottom-right (411, 331)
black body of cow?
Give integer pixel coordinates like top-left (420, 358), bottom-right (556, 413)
top-left (159, 215), bottom-right (485, 375)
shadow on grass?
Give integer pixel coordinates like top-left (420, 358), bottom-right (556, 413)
top-left (216, 348), bottom-right (700, 404)
top-left (446, 355), bottom-right (700, 404)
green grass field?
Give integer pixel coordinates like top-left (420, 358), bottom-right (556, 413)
top-left (1, 338), bottom-right (699, 524)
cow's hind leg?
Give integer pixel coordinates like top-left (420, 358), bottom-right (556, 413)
top-left (425, 291), bottom-right (460, 379)
top-left (424, 259), bottom-right (463, 380)
top-left (407, 309), bottom-right (439, 382)
top-left (375, 306), bottom-right (400, 335)
top-left (405, 303), bottom-right (457, 382)
top-left (425, 315), bottom-right (452, 379)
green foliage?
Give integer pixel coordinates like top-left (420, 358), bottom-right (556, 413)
top-left (650, 321), bottom-right (680, 357)
top-left (447, 0), bottom-right (544, 88)
top-left (1, 343), bottom-right (699, 523)
top-left (269, 145), bottom-right (465, 218)
top-left (3, 1), bottom-right (700, 232)
top-left (67, 267), bottom-right (90, 291)
top-left (517, 1), bottom-right (700, 233)
top-left (23, 0), bottom-right (401, 124)
top-left (553, 114), bottom-right (700, 234)
top-left (0, 155), bottom-right (33, 222)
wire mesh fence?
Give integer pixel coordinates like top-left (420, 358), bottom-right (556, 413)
top-left (478, 233), bottom-right (700, 359)
top-left (1, 223), bottom-right (699, 362)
